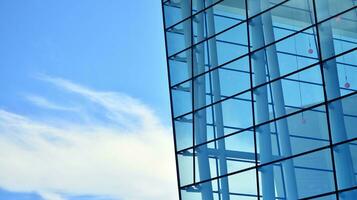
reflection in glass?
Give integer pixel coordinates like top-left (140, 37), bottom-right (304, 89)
top-left (163, 0), bottom-right (357, 199)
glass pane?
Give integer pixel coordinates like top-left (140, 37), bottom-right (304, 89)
top-left (253, 64), bottom-right (324, 124)
top-left (251, 27), bottom-right (319, 86)
top-left (259, 148), bottom-right (335, 199)
top-left (248, 0), bottom-right (315, 50)
top-left (329, 93), bottom-right (357, 144)
top-left (214, 22), bottom-right (248, 65)
top-left (191, 55), bottom-right (250, 110)
top-left (192, 0), bottom-right (246, 45)
top-left (318, 8), bottom-right (357, 61)
top-left (178, 149), bottom-right (194, 186)
top-left (194, 129), bottom-right (255, 181)
top-left (324, 50), bottom-right (357, 100)
top-left (180, 178), bottom-right (221, 200)
top-left (274, 28), bottom-right (319, 76)
top-left (219, 56), bottom-right (250, 97)
top-left (315, 0), bottom-right (356, 22)
top-left (169, 49), bottom-right (192, 85)
top-left (333, 141), bottom-right (357, 191)
top-left (205, 2), bottom-right (246, 36)
top-left (256, 105), bottom-right (330, 165)
top-left (175, 113), bottom-right (193, 151)
top-left (294, 149), bottom-right (335, 198)
top-left (247, 0), bottom-right (286, 17)
top-left (164, 1), bottom-right (190, 28)
top-left (167, 18), bottom-right (192, 56)
top-left (192, 7), bottom-right (207, 45)
top-left (279, 65), bottom-right (324, 112)
top-left (339, 189), bottom-right (357, 200)
top-left (228, 169), bottom-right (258, 199)
top-left (220, 92), bottom-right (253, 132)
top-left (191, 91), bottom-right (253, 146)
top-left (192, 41), bottom-right (211, 76)
top-left (172, 80), bottom-right (192, 117)
top-left (308, 194), bottom-right (336, 200)
top-left (181, 170), bottom-right (257, 200)
top-left (192, 0), bottom-right (222, 15)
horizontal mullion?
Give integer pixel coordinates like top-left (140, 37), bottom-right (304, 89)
top-left (179, 136), bottom-right (357, 190)
top-left (165, 0), bottom-right (225, 31)
top-left (300, 185), bottom-right (357, 200)
top-left (169, 48), bottom-right (357, 90)
top-left (175, 91), bottom-right (357, 156)
top-left (166, 0), bottom-right (292, 59)
top-left (166, 4), bottom-right (357, 83)
top-left (168, 24), bottom-right (315, 86)
top-left (171, 47), bottom-right (357, 118)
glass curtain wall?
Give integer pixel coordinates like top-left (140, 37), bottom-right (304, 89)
top-left (162, 0), bottom-right (357, 199)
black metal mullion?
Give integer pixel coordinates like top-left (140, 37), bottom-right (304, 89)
top-left (180, 137), bottom-right (357, 190)
top-left (173, 46), bottom-right (357, 123)
top-left (203, 1), bottom-right (222, 198)
top-left (161, 1), bottom-right (183, 199)
top-left (244, 0), bottom-right (260, 198)
top-left (190, 0), bottom-right (196, 186)
top-left (168, 5), bottom-right (357, 88)
top-left (311, 0), bottom-right (341, 199)
top-left (165, 0), bottom-right (224, 31)
top-left (166, 1), bottom-right (357, 199)
top-left (176, 91), bottom-right (357, 158)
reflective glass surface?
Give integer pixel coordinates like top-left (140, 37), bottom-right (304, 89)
top-left (163, 0), bottom-right (357, 199)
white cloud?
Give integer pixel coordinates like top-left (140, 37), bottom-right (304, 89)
top-left (26, 95), bottom-right (77, 111)
top-left (38, 191), bottom-right (66, 200)
top-left (0, 76), bottom-right (178, 200)
top-left (37, 74), bottom-right (161, 130)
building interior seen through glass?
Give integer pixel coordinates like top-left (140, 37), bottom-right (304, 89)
top-left (162, 0), bottom-right (357, 199)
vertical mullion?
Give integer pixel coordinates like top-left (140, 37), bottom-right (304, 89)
top-left (311, 0), bottom-right (340, 199)
top-left (161, 2), bottom-right (183, 199)
top-left (245, 0), bottom-right (260, 199)
top-left (203, 2), bottom-right (222, 198)
top-left (190, 0), bottom-right (196, 185)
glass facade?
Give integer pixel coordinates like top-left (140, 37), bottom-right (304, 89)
top-left (162, 0), bottom-right (357, 199)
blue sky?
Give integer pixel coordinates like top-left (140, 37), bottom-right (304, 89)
top-left (0, 0), bottom-right (170, 123)
top-left (0, 1), bottom-right (177, 200)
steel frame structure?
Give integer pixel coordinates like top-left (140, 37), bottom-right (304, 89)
top-left (162, 0), bottom-right (357, 199)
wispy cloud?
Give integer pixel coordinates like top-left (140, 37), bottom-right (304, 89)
top-left (26, 95), bottom-right (77, 111)
top-left (38, 191), bottom-right (67, 200)
top-left (36, 74), bottom-right (161, 130)
top-left (0, 76), bottom-right (177, 200)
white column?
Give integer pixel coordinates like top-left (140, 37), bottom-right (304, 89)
top-left (315, 1), bottom-right (356, 199)
top-left (186, 0), bottom-right (214, 199)
top-left (206, 0), bottom-right (230, 199)
top-left (260, 1), bottom-right (298, 199)
top-left (249, 1), bottom-right (275, 199)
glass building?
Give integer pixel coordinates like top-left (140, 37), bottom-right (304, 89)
top-left (162, 0), bottom-right (357, 199)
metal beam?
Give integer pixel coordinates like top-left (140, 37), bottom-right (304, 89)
top-left (249, 1), bottom-right (276, 199)
top-left (190, 0), bottom-right (214, 199)
top-left (206, 0), bottom-right (230, 199)
top-left (260, 0), bottom-right (299, 199)
top-left (315, 1), bottom-right (356, 199)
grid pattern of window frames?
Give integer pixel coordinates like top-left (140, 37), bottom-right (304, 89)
top-left (162, 0), bottom-right (357, 199)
